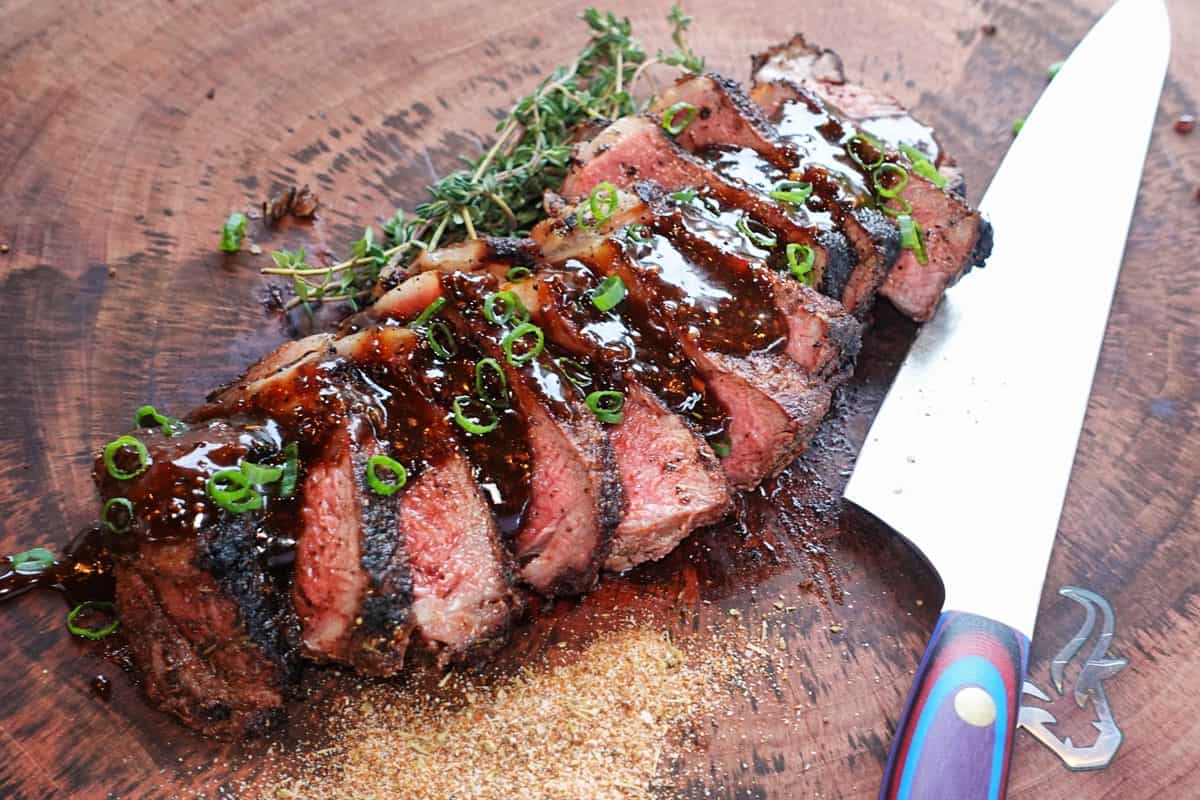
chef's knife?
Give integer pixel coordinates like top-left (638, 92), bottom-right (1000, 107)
top-left (843, 0), bottom-right (1170, 797)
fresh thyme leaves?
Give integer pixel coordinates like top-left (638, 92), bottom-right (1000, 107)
top-left (261, 6), bottom-right (703, 312)
top-left (220, 212), bottom-right (247, 253)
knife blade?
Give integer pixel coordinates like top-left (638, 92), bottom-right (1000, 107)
top-left (843, 0), bottom-right (1170, 797)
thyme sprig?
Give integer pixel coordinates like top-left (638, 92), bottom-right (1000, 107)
top-left (262, 6), bottom-right (703, 312)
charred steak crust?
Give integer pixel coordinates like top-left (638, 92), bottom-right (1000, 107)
top-left (195, 514), bottom-right (301, 676)
top-left (351, 446), bottom-right (414, 656)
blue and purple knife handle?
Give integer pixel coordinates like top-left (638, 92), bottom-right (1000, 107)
top-left (880, 611), bottom-right (1030, 800)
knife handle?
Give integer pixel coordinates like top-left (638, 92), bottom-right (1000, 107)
top-left (880, 610), bottom-right (1029, 800)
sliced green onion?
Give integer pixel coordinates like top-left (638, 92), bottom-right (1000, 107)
top-left (897, 214), bottom-right (929, 265)
top-left (453, 395), bottom-right (499, 435)
top-left (711, 438), bottom-right (731, 459)
top-left (67, 601), bottom-right (119, 640)
top-left (239, 460), bottom-right (284, 486)
top-left (366, 454), bottom-right (407, 496)
top-left (899, 144), bottom-right (947, 189)
top-left (10, 547), bottom-right (55, 575)
top-left (278, 442), bottom-right (299, 498)
top-left (474, 358), bottom-right (509, 408)
top-left (585, 390), bottom-right (625, 424)
top-left (206, 468), bottom-right (262, 514)
top-left (661, 101), bottom-right (698, 136)
top-left (1048, 61), bottom-right (1064, 80)
top-left (589, 182), bottom-right (619, 224)
top-left (506, 266), bottom-right (532, 281)
top-left (409, 296), bottom-right (447, 328)
top-left (786, 243), bottom-right (816, 285)
top-left (1013, 118), bottom-right (1025, 135)
top-left (426, 321), bottom-right (457, 359)
top-left (220, 212), bottom-right (247, 253)
top-left (134, 405), bottom-right (185, 436)
top-left (846, 133), bottom-right (885, 170)
top-left (555, 357), bottom-right (593, 387)
top-left (880, 196), bottom-right (913, 217)
top-left (625, 223), bottom-right (649, 243)
top-left (484, 290), bottom-right (527, 325)
top-left (769, 181), bottom-right (813, 206)
top-left (736, 216), bottom-right (777, 249)
top-left (501, 322), bottom-right (544, 366)
top-left (103, 435), bottom-right (150, 481)
top-left (591, 275), bottom-right (627, 312)
top-left (871, 163), bottom-right (910, 199)
top-left (102, 497), bottom-right (135, 534)
top-left (670, 188), bottom-right (698, 204)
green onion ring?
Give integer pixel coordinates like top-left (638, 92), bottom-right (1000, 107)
top-left (556, 357), bottom-right (593, 388)
top-left (661, 101), bottom-right (699, 136)
top-left (102, 497), bottom-right (135, 534)
top-left (625, 223), bottom-right (649, 243)
top-left (409, 296), bottom-right (447, 328)
top-left (474, 358), bottom-right (509, 408)
top-left (239, 460), bottom-right (283, 486)
top-left (585, 390), bottom-right (625, 424)
top-left (426, 321), bottom-right (458, 359)
top-left (589, 182), bottom-right (619, 224)
top-left (10, 547), bottom-right (55, 575)
top-left (452, 395), bottom-right (499, 435)
top-left (846, 133), bottom-right (885, 170)
top-left (366, 454), bottom-right (408, 496)
top-left (502, 321), bottom-right (544, 366)
top-left (591, 275), bottom-right (627, 312)
top-left (736, 216), bottom-right (777, 249)
top-left (786, 243), bottom-right (816, 285)
top-left (871, 162), bottom-right (910, 199)
top-left (670, 188), bottom-right (697, 204)
top-left (278, 443), bottom-right (299, 497)
top-left (899, 144), bottom-right (947, 189)
top-left (206, 468), bottom-right (263, 514)
top-left (484, 290), bottom-right (527, 325)
top-left (102, 435), bottom-right (151, 480)
top-left (134, 405), bottom-right (185, 436)
top-left (897, 214), bottom-right (929, 265)
top-left (769, 181), bottom-right (813, 206)
top-left (710, 438), bottom-right (732, 459)
top-left (67, 601), bottom-right (119, 640)
top-left (506, 266), bottom-right (532, 281)
top-left (880, 195), bottom-right (914, 217)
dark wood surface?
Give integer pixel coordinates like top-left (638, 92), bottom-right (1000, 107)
top-left (1, 0), bottom-right (1197, 797)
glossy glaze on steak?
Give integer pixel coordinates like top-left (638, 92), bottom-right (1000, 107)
top-left (80, 43), bottom-right (990, 736)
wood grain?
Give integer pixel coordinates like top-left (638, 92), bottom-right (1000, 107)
top-left (1, 0), bottom-right (1197, 797)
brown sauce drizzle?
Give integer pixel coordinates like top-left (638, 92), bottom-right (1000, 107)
top-left (409, 273), bottom-right (536, 539)
top-left (0, 524), bottom-right (113, 607)
top-left (694, 145), bottom-right (838, 233)
top-left (620, 213), bottom-right (787, 356)
top-left (538, 261), bottom-right (729, 443)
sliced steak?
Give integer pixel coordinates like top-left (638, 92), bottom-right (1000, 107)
top-left (652, 73), bottom-right (899, 314)
top-left (361, 272), bottom-right (621, 596)
top-left (560, 115), bottom-right (856, 301)
top-left (94, 420), bottom-right (299, 738)
top-left (426, 247), bottom-right (734, 572)
top-left (534, 202), bottom-right (833, 489)
top-left (205, 327), bottom-right (517, 669)
top-left (750, 36), bottom-right (993, 321)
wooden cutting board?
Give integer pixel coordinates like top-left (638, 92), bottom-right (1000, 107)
top-left (1, 0), bottom-right (1197, 797)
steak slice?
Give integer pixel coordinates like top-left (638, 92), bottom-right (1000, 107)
top-left (751, 36), bottom-right (993, 321)
top-left (651, 73), bottom-right (899, 314)
top-left (361, 271), bottom-right (622, 597)
top-left (560, 115), bottom-right (856, 301)
top-left (206, 327), bottom-right (517, 669)
top-left (94, 420), bottom-right (299, 738)
top-left (534, 202), bottom-right (833, 489)
top-left (415, 242), bottom-right (733, 571)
